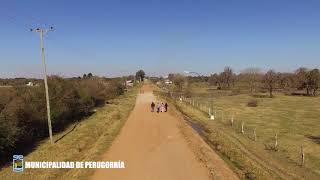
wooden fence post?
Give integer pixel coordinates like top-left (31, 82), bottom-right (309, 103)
top-left (301, 146), bottom-right (305, 166)
top-left (274, 133), bottom-right (278, 149)
top-left (241, 121), bottom-right (244, 134)
top-left (231, 115), bottom-right (234, 127)
top-left (254, 128), bottom-right (257, 141)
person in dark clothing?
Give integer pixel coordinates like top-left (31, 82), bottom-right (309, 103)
top-left (151, 102), bottom-right (155, 112)
top-left (165, 103), bottom-right (168, 112)
top-left (156, 103), bottom-right (160, 113)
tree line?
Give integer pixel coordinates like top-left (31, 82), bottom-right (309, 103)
top-left (0, 76), bottom-right (125, 164)
top-left (168, 67), bottom-right (320, 97)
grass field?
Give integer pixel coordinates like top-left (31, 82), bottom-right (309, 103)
top-left (159, 85), bottom-right (320, 179)
top-left (0, 86), bottom-right (138, 180)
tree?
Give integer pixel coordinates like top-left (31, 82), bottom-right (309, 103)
top-left (263, 70), bottom-right (277, 97)
top-left (220, 66), bottom-right (234, 89)
top-left (87, 73), bottom-right (93, 78)
top-left (208, 73), bottom-right (219, 86)
top-left (83, 74), bottom-right (87, 79)
top-left (242, 67), bottom-right (261, 94)
top-left (172, 74), bottom-right (186, 91)
top-left (136, 70), bottom-right (146, 82)
top-left (306, 69), bottom-right (320, 96)
top-left (276, 72), bottom-right (295, 90)
top-left (294, 67), bottom-right (308, 90)
top-left (168, 74), bottom-right (175, 81)
top-left (127, 75), bottom-right (135, 81)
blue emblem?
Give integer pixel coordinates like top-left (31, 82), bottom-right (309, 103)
top-left (13, 155), bottom-right (23, 172)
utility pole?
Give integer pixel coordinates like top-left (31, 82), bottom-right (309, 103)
top-left (31, 27), bottom-right (54, 144)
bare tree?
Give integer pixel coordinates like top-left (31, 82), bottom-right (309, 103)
top-left (295, 67), bottom-right (308, 91)
top-left (276, 72), bottom-right (295, 90)
top-left (172, 74), bottom-right (186, 91)
top-left (168, 73), bottom-right (175, 81)
top-left (220, 66), bottom-right (234, 89)
top-left (294, 67), bottom-right (320, 96)
top-left (208, 73), bottom-right (219, 86)
top-left (242, 67), bottom-right (261, 94)
top-left (306, 69), bottom-right (320, 96)
top-left (263, 70), bottom-right (277, 97)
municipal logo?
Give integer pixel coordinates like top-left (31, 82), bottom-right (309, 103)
top-left (13, 155), bottom-right (23, 172)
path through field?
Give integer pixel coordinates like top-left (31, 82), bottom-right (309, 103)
top-left (91, 84), bottom-right (238, 180)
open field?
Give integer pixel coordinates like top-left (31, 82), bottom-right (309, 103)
top-left (156, 85), bottom-right (320, 179)
top-left (0, 86), bottom-right (138, 180)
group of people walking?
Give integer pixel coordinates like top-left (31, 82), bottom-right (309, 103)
top-left (150, 102), bottom-right (168, 113)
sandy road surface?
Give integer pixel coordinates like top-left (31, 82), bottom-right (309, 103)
top-left (91, 84), bottom-right (238, 180)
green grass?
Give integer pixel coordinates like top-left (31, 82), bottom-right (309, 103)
top-left (212, 94), bottom-right (320, 174)
top-left (0, 87), bottom-right (138, 180)
top-left (161, 89), bottom-right (320, 179)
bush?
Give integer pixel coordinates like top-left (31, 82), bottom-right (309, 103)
top-left (247, 99), bottom-right (258, 107)
top-left (0, 76), bottom-right (126, 164)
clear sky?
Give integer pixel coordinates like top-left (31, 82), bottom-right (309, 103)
top-left (0, 0), bottom-right (320, 78)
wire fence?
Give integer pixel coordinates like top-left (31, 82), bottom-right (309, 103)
top-left (157, 90), bottom-right (308, 168)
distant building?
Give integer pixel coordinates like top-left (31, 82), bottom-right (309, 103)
top-left (164, 79), bottom-right (172, 84)
top-left (26, 82), bottom-right (34, 86)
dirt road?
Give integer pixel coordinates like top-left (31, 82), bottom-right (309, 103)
top-left (91, 84), bottom-right (238, 180)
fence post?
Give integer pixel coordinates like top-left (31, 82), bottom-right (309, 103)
top-left (274, 133), bottom-right (278, 149)
top-left (231, 115), bottom-right (234, 127)
top-left (241, 121), bottom-right (244, 134)
top-left (254, 128), bottom-right (257, 141)
top-left (301, 146), bottom-right (305, 166)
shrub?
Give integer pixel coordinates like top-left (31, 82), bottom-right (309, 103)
top-left (0, 76), bottom-right (127, 165)
top-left (247, 99), bottom-right (258, 107)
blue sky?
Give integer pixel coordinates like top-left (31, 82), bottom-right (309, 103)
top-left (0, 0), bottom-right (320, 77)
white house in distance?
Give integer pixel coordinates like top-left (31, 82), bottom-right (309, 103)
top-left (26, 82), bottom-right (34, 86)
top-left (164, 79), bottom-right (172, 84)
